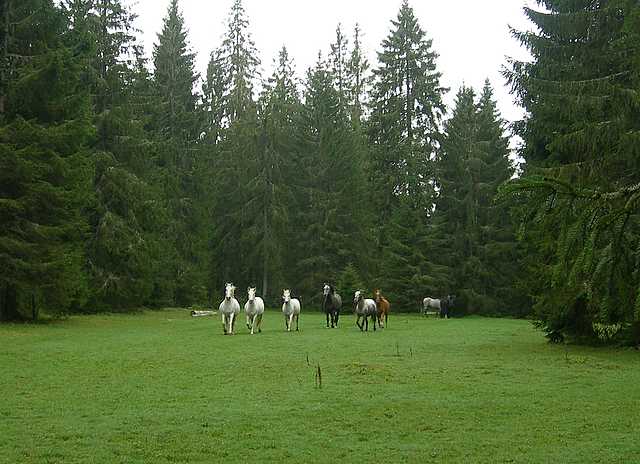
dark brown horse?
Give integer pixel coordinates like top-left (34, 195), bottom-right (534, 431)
top-left (374, 289), bottom-right (390, 328)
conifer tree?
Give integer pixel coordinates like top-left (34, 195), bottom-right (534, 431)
top-left (153, 0), bottom-right (199, 144)
top-left (204, 0), bottom-right (260, 127)
top-left (329, 23), bottom-right (349, 107)
top-left (294, 56), bottom-right (373, 297)
top-left (475, 81), bottom-right (524, 315)
top-left (248, 46), bottom-right (301, 298)
top-left (503, 0), bottom-right (640, 341)
top-left (432, 82), bottom-right (521, 315)
top-left (151, 0), bottom-right (207, 306)
top-left (430, 86), bottom-right (479, 303)
top-left (205, 0), bottom-right (262, 293)
top-left (345, 23), bottom-right (370, 126)
top-left (64, 0), bottom-right (163, 309)
top-left (381, 202), bottom-right (432, 311)
top-left (0, 0), bottom-right (93, 320)
top-left (368, 0), bottom-right (447, 213)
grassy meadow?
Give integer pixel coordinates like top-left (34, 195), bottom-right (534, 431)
top-left (1, 310), bottom-right (639, 463)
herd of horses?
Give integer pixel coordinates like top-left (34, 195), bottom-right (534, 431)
top-left (218, 282), bottom-right (451, 335)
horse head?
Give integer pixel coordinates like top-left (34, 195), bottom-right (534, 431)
top-left (354, 290), bottom-right (363, 305)
top-left (283, 289), bottom-right (291, 303)
top-left (374, 289), bottom-right (381, 302)
top-left (225, 283), bottom-right (235, 300)
top-left (247, 287), bottom-right (256, 302)
top-left (323, 283), bottom-right (330, 296)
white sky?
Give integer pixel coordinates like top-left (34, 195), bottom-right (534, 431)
top-left (130, 0), bottom-right (533, 123)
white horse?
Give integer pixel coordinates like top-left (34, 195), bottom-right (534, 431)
top-left (422, 295), bottom-right (452, 318)
top-left (353, 290), bottom-right (377, 331)
top-left (219, 283), bottom-right (240, 335)
top-left (244, 287), bottom-right (265, 335)
top-left (281, 289), bottom-right (301, 332)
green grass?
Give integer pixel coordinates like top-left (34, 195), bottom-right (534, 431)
top-left (1, 310), bottom-right (639, 463)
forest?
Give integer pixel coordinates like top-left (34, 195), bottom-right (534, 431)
top-left (1, 0), bottom-right (639, 344)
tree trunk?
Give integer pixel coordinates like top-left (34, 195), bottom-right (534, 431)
top-left (31, 293), bottom-right (38, 322)
top-left (0, 284), bottom-right (20, 321)
top-left (262, 203), bottom-right (268, 299)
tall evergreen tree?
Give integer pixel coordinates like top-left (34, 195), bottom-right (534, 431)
top-left (63, 0), bottom-right (163, 309)
top-left (329, 23), bottom-right (348, 107)
top-left (430, 86), bottom-right (479, 303)
top-left (432, 82), bottom-right (521, 315)
top-left (151, 0), bottom-right (207, 306)
top-left (368, 0), bottom-right (447, 213)
top-left (0, 0), bottom-right (93, 320)
top-left (475, 81), bottom-right (524, 315)
top-left (345, 23), bottom-right (370, 126)
top-left (381, 201), bottom-right (432, 311)
top-left (249, 46), bottom-right (301, 299)
top-left (294, 56), bottom-right (373, 298)
top-left (152, 0), bottom-right (199, 144)
top-left (205, 0), bottom-right (262, 296)
top-left (503, 0), bottom-right (640, 341)
top-left (204, 0), bottom-right (260, 127)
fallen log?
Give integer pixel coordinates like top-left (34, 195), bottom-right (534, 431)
top-left (191, 310), bottom-right (216, 317)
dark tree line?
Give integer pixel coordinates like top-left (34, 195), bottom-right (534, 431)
top-left (2, 0), bottom-right (539, 328)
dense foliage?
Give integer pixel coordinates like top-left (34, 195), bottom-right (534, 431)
top-left (3, 0), bottom-right (528, 324)
top-left (503, 0), bottom-right (640, 343)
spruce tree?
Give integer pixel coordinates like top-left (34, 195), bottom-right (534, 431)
top-left (64, 0), bottom-right (163, 309)
top-left (431, 82), bottom-right (521, 315)
top-left (329, 23), bottom-right (348, 107)
top-left (0, 0), bottom-right (93, 320)
top-left (382, 201), bottom-right (432, 311)
top-left (475, 81), bottom-right (524, 315)
top-left (294, 56), bottom-right (373, 297)
top-left (503, 0), bottom-right (640, 341)
top-left (345, 23), bottom-right (370, 126)
top-left (368, 0), bottom-right (446, 213)
top-left (205, 0), bottom-right (261, 294)
top-left (430, 86), bottom-right (479, 306)
top-left (204, 0), bottom-right (260, 126)
top-left (249, 46), bottom-right (301, 299)
top-left (151, 0), bottom-right (207, 306)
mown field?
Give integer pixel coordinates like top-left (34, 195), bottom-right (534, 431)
top-left (1, 310), bottom-right (639, 463)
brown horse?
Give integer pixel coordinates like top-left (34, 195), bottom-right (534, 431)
top-left (374, 289), bottom-right (390, 328)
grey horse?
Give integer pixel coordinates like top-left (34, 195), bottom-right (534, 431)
top-left (422, 295), bottom-right (453, 318)
top-left (354, 290), bottom-right (377, 331)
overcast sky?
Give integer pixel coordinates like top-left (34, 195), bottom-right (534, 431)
top-left (129, 0), bottom-right (533, 123)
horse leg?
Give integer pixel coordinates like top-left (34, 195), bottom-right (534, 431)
top-left (295, 314), bottom-right (299, 332)
top-left (385, 312), bottom-right (388, 327)
top-left (288, 313), bottom-right (294, 332)
top-left (373, 314), bottom-right (377, 331)
top-left (250, 314), bottom-right (256, 335)
top-left (246, 313), bottom-right (252, 330)
top-left (335, 310), bottom-right (340, 328)
top-left (230, 313), bottom-right (236, 335)
top-left (256, 313), bottom-right (263, 333)
top-left (221, 314), bottom-right (227, 335)
top-left (326, 310), bottom-right (330, 328)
